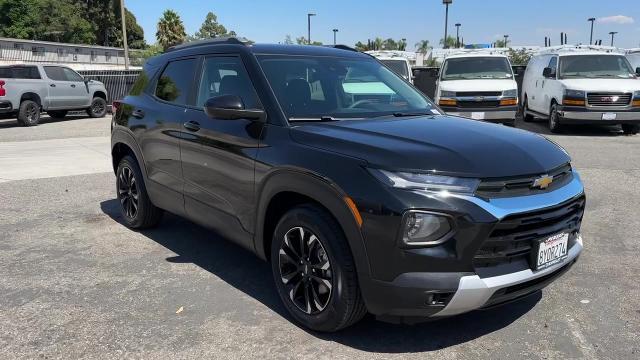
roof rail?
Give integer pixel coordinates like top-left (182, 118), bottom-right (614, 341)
top-left (167, 37), bottom-right (249, 52)
top-left (535, 44), bottom-right (622, 55)
top-left (323, 44), bottom-right (359, 53)
top-left (442, 48), bottom-right (507, 58)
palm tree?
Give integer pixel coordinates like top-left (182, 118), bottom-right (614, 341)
top-left (439, 36), bottom-right (456, 48)
top-left (156, 10), bottom-right (186, 51)
top-left (415, 40), bottom-right (431, 54)
top-left (398, 38), bottom-right (407, 51)
top-left (374, 37), bottom-right (383, 51)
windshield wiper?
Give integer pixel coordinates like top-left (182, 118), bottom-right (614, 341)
top-left (392, 112), bottom-right (435, 117)
top-left (289, 116), bottom-right (341, 122)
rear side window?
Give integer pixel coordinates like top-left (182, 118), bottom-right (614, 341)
top-left (155, 58), bottom-right (197, 105)
top-left (0, 66), bottom-right (41, 79)
top-left (44, 66), bottom-right (66, 81)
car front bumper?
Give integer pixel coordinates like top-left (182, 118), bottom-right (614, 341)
top-left (359, 172), bottom-right (585, 322)
top-left (442, 106), bottom-right (517, 123)
top-left (559, 106), bottom-right (640, 124)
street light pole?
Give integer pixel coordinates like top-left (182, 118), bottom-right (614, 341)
top-left (503, 34), bottom-right (509, 48)
top-left (333, 29), bottom-right (339, 45)
top-left (609, 31), bottom-right (618, 46)
top-left (119, 0), bottom-right (129, 69)
top-left (455, 23), bottom-right (461, 48)
top-left (307, 13), bottom-right (316, 45)
top-left (443, 0), bottom-right (452, 49)
top-left (588, 17), bottom-right (596, 45)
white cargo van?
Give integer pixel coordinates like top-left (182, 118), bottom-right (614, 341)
top-left (521, 46), bottom-right (640, 134)
top-left (433, 52), bottom-right (519, 125)
top-left (366, 51), bottom-right (413, 83)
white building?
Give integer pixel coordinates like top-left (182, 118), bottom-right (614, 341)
top-left (0, 37), bottom-right (137, 70)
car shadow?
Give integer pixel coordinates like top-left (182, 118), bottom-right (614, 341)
top-left (0, 113), bottom-right (96, 129)
top-left (100, 198), bottom-right (540, 353)
top-left (513, 115), bottom-right (626, 137)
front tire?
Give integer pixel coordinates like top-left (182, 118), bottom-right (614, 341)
top-left (522, 97), bottom-right (535, 122)
top-left (18, 100), bottom-right (40, 126)
top-left (549, 103), bottom-right (563, 133)
top-left (270, 204), bottom-right (367, 332)
top-left (87, 97), bottom-right (107, 118)
top-left (116, 155), bottom-right (163, 229)
top-left (622, 124), bottom-right (639, 135)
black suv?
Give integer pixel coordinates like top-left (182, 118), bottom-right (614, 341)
top-left (111, 38), bottom-right (585, 332)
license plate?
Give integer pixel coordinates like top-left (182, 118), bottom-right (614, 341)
top-left (535, 233), bottom-right (569, 270)
top-left (602, 113), bottom-right (617, 120)
top-left (471, 112), bottom-right (485, 120)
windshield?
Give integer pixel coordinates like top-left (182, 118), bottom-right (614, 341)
top-left (380, 59), bottom-right (409, 79)
top-left (257, 55), bottom-right (438, 120)
top-left (559, 55), bottom-right (635, 79)
top-left (442, 57), bottom-right (513, 80)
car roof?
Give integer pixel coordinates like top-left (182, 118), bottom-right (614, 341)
top-left (445, 53), bottom-right (509, 59)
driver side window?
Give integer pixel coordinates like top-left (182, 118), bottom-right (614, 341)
top-left (196, 57), bottom-right (261, 109)
top-left (547, 57), bottom-right (558, 77)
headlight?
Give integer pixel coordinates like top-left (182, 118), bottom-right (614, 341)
top-left (634, 90), bottom-right (640, 99)
top-left (564, 89), bottom-right (585, 98)
top-left (400, 211), bottom-right (454, 246)
top-left (503, 89), bottom-right (518, 97)
top-left (368, 168), bottom-right (480, 195)
top-left (440, 90), bottom-right (456, 98)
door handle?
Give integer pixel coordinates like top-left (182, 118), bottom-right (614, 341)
top-left (183, 121), bottom-right (201, 132)
top-left (131, 109), bottom-right (145, 119)
top-left (70, 84), bottom-right (76, 88)
top-left (50, 84), bottom-right (56, 87)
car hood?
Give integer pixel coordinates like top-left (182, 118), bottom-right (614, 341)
top-left (559, 78), bottom-right (640, 92)
top-left (439, 79), bottom-right (518, 93)
top-left (290, 116), bottom-right (570, 178)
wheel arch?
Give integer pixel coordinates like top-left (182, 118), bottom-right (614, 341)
top-left (20, 92), bottom-right (42, 107)
top-left (93, 90), bottom-right (107, 100)
top-left (255, 169), bottom-right (371, 277)
top-left (111, 129), bottom-right (148, 182)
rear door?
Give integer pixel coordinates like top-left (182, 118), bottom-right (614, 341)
top-left (42, 66), bottom-right (69, 108)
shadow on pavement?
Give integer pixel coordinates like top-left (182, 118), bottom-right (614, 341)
top-left (100, 198), bottom-right (539, 353)
top-left (0, 114), bottom-right (94, 129)
top-left (513, 116), bottom-right (625, 137)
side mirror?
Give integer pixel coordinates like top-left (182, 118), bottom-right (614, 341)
top-left (542, 67), bottom-right (554, 78)
top-left (636, 67), bottom-right (640, 76)
top-left (204, 95), bottom-right (265, 121)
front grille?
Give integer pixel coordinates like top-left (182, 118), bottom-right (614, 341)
top-left (457, 100), bottom-right (500, 108)
top-left (587, 92), bottom-right (632, 107)
top-left (476, 164), bottom-right (573, 198)
top-left (456, 91), bottom-right (502, 97)
top-left (473, 195), bottom-right (585, 269)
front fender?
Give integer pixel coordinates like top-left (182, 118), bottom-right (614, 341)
top-left (254, 167), bottom-right (371, 277)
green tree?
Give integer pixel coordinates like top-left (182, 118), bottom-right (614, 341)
top-left (397, 38), bottom-right (407, 51)
top-left (495, 39), bottom-right (508, 48)
top-left (415, 40), bottom-right (431, 54)
top-left (296, 36), bottom-right (307, 45)
top-left (284, 35), bottom-right (294, 45)
top-left (354, 41), bottom-right (369, 51)
top-left (439, 36), bottom-right (456, 48)
top-left (373, 37), bottom-right (383, 51)
top-left (156, 9), bottom-right (186, 51)
top-left (194, 12), bottom-right (235, 39)
top-left (508, 48), bottom-right (531, 65)
top-left (382, 38), bottom-right (398, 50)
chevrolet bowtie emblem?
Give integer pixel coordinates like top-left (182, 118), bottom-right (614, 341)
top-left (532, 175), bottom-right (553, 189)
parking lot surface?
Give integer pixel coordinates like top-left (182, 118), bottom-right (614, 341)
top-left (0, 115), bottom-right (638, 359)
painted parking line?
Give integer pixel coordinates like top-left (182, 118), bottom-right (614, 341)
top-left (0, 136), bottom-right (112, 182)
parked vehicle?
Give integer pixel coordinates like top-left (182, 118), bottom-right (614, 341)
top-left (434, 52), bottom-right (519, 125)
top-left (366, 51), bottom-right (414, 83)
top-left (626, 49), bottom-right (640, 72)
top-left (0, 64), bottom-right (108, 126)
top-left (521, 46), bottom-right (640, 134)
top-left (111, 38), bottom-right (585, 332)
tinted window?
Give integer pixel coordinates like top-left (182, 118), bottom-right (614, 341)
top-left (381, 60), bottom-right (409, 79)
top-left (0, 66), bottom-right (41, 79)
top-left (62, 68), bottom-right (84, 82)
top-left (196, 57), bottom-right (261, 109)
top-left (155, 58), bottom-right (197, 105)
top-left (44, 66), bottom-right (66, 81)
top-left (442, 57), bottom-right (513, 80)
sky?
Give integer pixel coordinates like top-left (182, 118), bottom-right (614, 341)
top-left (126, 0), bottom-right (640, 50)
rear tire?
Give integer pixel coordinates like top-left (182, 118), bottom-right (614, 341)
top-left (87, 97), bottom-right (107, 118)
top-left (270, 204), bottom-right (367, 332)
top-left (116, 155), bottom-right (163, 229)
top-left (18, 100), bottom-right (40, 126)
top-left (622, 124), bottom-right (639, 135)
top-left (47, 110), bottom-right (68, 119)
top-left (549, 103), bottom-right (563, 133)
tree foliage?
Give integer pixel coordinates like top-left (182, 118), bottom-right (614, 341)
top-left (0, 0), bottom-right (146, 48)
top-left (194, 12), bottom-right (236, 39)
top-left (439, 36), bottom-right (456, 48)
top-left (414, 40), bottom-right (431, 54)
top-left (354, 37), bottom-right (408, 51)
top-left (156, 9), bottom-right (186, 51)
top-left (507, 48), bottom-right (532, 65)
top-left (495, 39), bottom-right (509, 48)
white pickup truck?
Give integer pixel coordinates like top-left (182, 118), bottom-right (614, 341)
top-left (0, 64), bottom-right (108, 126)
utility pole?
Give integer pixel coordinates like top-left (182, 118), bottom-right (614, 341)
top-left (503, 34), bottom-right (509, 48)
top-left (443, 0), bottom-right (452, 48)
top-left (588, 18), bottom-right (596, 45)
top-left (333, 29), bottom-right (338, 45)
top-left (455, 23), bottom-right (461, 48)
top-left (609, 31), bottom-right (618, 46)
top-left (307, 13), bottom-right (316, 45)
top-left (119, 0), bottom-right (129, 69)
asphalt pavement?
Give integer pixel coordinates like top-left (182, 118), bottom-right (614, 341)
top-left (0, 115), bottom-right (638, 359)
